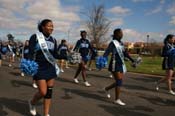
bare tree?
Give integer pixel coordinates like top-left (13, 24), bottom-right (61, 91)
top-left (83, 5), bottom-right (111, 49)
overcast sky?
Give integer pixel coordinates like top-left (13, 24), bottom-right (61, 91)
top-left (0, 0), bottom-right (174, 43)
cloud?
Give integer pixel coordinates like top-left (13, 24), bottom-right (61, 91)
top-left (169, 16), bottom-right (175, 25)
top-left (0, 0), bottom-right (81, 34)
top-left (122, 29), bottom-right (164, 42)
top-left (108, 6), bottom-right (131, 16)
top-left (132, 0), bottom-right (153, 2)
top-left (167, 3), bottom-right (175, 15)
top-left (145, 5), bottom-right (162, 15)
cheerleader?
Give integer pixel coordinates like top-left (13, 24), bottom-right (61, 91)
top-left (28, 19), bottom-right (58, 116)
top-left (103, 28), bottom-right (135, 105)
top-left (57, 39), bottom-right (70, 72)
top-left (155, 34), bottom-right (175, 95)
top-left (73, 30), bottom-right (93, 87)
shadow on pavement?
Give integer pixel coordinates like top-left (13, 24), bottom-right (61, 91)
top-left (124, 84), bottom-right (155, 92)
top-left (0, 97), bottom-right (29, 116)
top-left (11, 80), bottom-right (32, 88)
top-left (139, 95), bottom-right (175, 106)
top-left (99, 104), bottom-right (152, 116)
top-left (61, 88), bottom-right (108, 103)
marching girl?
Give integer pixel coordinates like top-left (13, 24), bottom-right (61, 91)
top-left (73, 30), bottom-right (93, 87)
top-left (0, 41), bottom-right (9, 60)
top-left (28, 19), bottom-right (58, 116)
top-left (155, 34), bottom-right (175, 95)
top-left (57, 39), bottom-right (70, 72)
top-left (103, 28), bottom-right (135, 106)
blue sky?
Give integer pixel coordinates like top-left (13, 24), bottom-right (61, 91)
top-left (0, 0), bottom-right (175, 43)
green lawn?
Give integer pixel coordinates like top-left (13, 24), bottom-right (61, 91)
top-left (125, 55), bottom-right (165, 76)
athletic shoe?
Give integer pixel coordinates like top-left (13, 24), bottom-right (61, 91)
top-left (32, 83), bottom-right (38, 89)
top-left (84, 81), bottom-right (91, 87)
top-left (74, 78), bottom-right (79, 84)
top-left (114, 99), bottom-right (126, 106)
top-left (8, 64), bottom-right (12, 67)
top-left (60, 69), bottom-right (64, 72)
top-left (169, 90), bottom-right (175, 95)
top-left (155, 82), bottom-right (159, 91)
top-left (103, 87), bottom-right (111, 99)
top-left (109, 74), bottom-right (113, 78)
top-left (65, 66), bottom-right (70, 69)
top-left (21, 72), bottom-right (24, 77)
top-left (28, 100), bottom-right (36, 116)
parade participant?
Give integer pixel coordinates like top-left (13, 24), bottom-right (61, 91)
top-left (73, 30), bottom-right (92, 87)
top-left (57, 39), bottom-right (70, 72)
top-left (28, 19), bottom-right (59, 116)
top-left (155, 34), bottom-right (175, 95)
top-left (103, 28), bottom-right (135, 105)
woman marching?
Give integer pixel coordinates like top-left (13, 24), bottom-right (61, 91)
top-left (73, 30), bottom-right (93, 87)
top-left (28, 19), bottom-right (59, 116)
top-left (57, 39), bottom-right (70, 72)
top-left (155, 34), bottom-right (175, 95)
top-left (103, 28), bottom-right (135, 106)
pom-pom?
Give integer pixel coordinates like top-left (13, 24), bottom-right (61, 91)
top-left (169, 48), bottom-right (175, 56)
top-left (131, 56), bottom-right (142, 68)
top-left (20, 58), bottom-right (38, 76)
top-left (96, 56), bottom-right (108, 70)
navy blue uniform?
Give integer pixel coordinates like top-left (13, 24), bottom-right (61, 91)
top-left (90, 47), bottom-right (97, 60)
top-left (23, 46), bottom-right (30, 59)
top-left (29, 34), bottom-right (58, 80)
top-left (57, 44), bottom-right (69, 60)
top-left (73, 38), bottom-right (92, 62)
top-left (104, 40), bottom-right (134, 72)
top-left (162, 43), bottom-right (175, 70)
top-left (0, 45), bottom-right (9, 55)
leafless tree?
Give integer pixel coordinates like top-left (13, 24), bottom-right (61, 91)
top-left (83, 5), bottom-right (111, 49)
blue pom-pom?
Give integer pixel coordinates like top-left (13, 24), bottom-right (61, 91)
top-left (170, 48), bottom-right (175, 56)
top-left (96, 56), bottom-right (108, 70)
top-left (20, 58), bottom-right (38, 76)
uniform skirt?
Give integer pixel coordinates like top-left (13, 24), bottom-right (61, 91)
top-left (108, 60), bottom-right (124, 73)
top-left (162, 57), bottom-right (175, 70)
top-left (33, 62), bottom-right (57, 80)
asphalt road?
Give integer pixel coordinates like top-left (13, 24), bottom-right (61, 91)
top-left (0, 60), bottom-right (175, 116)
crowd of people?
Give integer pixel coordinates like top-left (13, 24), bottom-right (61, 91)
top-left (0, 19), bottom-right (175, 116)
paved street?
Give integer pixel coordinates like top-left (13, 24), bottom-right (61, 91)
top-left (0, 60), bottom-right (175, 116)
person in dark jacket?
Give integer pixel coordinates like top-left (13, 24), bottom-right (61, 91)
top-left (73, 30), bottom-right (93, 87)
top-left (103, 28), bottom-right (135, 106)
top-left (155, 34), bottom-right (175, 95)
top-left (28, 19), bottom-right (58, 116)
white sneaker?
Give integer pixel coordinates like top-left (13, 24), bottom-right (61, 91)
top-left (155, 82), bottom-right (159, 91)
top-left (114, 99), bottom-right (126, 106)
top-left (21, 72), bottom-right (24, 77)
top-left (66, 66), bottom-right (70, 69)
top-left (84, 81), bottom-right (91, 87)
top-left (109, 75), bottom-right (113, 78)
top-left (8, 64), bottom-right (12, 67)
top-left (103, 87), bottom-right (111, 98)
top-left (74, 78), bottom-right (79, 84)
top-left (32, 83), bottom-right (38, 89)
top-left (169, 90), bottom-right (175, 95)
top-left (28, 100), bottom-right (36, 116)
top-left (60, 69), bottom-right (64, 72)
